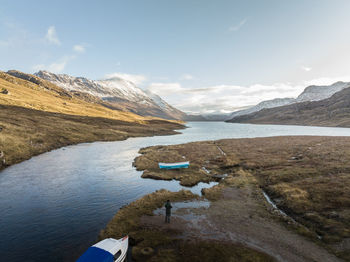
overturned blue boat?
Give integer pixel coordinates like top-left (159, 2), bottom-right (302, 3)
top-left (158, 161), bottom-right (190, 169)
top-left (76, 237), bottom-right (128, 262)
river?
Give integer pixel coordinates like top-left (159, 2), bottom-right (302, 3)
top-left (2, 122), bottom-right (350, 261)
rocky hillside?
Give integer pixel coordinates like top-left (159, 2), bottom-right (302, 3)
top-left (227, 86), bottom-right (350, 127)
top-left (34, 70), bottom-right (186, 120)
top-left (228, 81), bottom-right (350, 120)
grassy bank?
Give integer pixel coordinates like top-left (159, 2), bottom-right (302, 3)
top-left (133, 137), bottom-right (350, 261)
top-left (0, 104), bottom-right (183, 171)
top-left (0, 71), bottom-right (184, 171)
top-left (100, 189), bottom-right (275, 262)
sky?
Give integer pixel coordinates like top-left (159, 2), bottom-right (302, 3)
top-left (1, 0), bottom-right (350, 114)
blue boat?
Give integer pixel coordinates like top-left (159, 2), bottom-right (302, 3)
top-left (158, 161), bottom-right (190, 169)
top-left (76, 237), bottom-right (128, 262)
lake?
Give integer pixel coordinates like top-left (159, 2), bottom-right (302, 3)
top-left (2, 122), bottom-right (350, 261)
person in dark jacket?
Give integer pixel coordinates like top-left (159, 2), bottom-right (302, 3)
top-left (165, 200), bottom-right (172, 223)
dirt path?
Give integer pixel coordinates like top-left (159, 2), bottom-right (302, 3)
top-left (141, 186), bottom-right (342, 262)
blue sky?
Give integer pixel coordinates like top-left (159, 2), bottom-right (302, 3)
top-left (1, 0), bottom-right (350, 114)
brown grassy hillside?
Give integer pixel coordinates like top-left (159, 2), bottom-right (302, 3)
top-left (0, 71), bottom-right (184, 171)
top-left (0, 71), bottom-right (147, 122)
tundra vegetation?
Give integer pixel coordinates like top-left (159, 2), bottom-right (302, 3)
top-left (103, 136), bottom-right (350, 261)
top-left (99, 189), bottom-right (275, 262)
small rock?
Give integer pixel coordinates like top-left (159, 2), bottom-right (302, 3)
top-left (328, 211), bottom-right (339, 219)
top-left (0, 88), bottom-right (9, 94)
top-left (140, 247), bottom-right (154, 256)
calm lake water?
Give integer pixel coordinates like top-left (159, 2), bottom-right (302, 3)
top-left (2, 122), bottom-right (350, 261)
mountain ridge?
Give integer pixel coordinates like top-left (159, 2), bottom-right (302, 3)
top-left (34, 70), bottom-right (187, 120)
top-left (227, 81), bottom-right (350, 121)
top-left (227, 85), bottom-right (350, 127)
top-left (0, 69), bottom-right (184, 171)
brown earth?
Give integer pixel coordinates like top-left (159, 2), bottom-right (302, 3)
top-left (100, 189), bottom-right (276, 262)
top-left (132, 136), bottom-right (350, 261)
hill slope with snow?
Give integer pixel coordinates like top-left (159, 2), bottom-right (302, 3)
top-left (228, 81), bottom-right (350, 120)
top-left (34, 70), bottom-right (186, 120)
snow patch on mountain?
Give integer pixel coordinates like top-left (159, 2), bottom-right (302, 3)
top-left (34, 70), bottom-right (186, 119)
top-left (296, 81), bottom-right (350, 102)
top-left (228, 81), bottom-right (350, 120)
top-left (229, 98), bottom-right (295, 119)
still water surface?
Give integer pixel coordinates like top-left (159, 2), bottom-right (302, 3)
top-left (2, 122), bottom-right (350, 261)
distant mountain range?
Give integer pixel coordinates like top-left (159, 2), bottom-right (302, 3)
top-left (33, 70), bottom-right (187, 120)
top-left (227, 81), bottom-right (350, 123)
top-left (296, 81), bottom-right (350, 102)
top-left (227, 82), bottom-right (350, 127)
top-left (228, 98), bottom-right (296, 120)
top-left (8, 69), bottom-right (350, 125)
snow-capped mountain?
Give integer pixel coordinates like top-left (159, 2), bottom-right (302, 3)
top-left (34, 70), bottom-right (186, 120)
top-left (227, 85), bottom-right (350, 127)
top-left (228, 98), bottom-right (295, 120)
top-left (296, 81), bottom-right (350, 102)
top-left (228, 81), bottom-right (350, 120)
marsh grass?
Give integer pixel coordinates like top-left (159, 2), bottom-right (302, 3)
top-left (135, 136), bottom-right (350, 259)
top-left (100, 189), bottom-right (275, 262)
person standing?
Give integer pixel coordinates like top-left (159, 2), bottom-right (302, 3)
top-left (165, 200), bottom-right (172, 223)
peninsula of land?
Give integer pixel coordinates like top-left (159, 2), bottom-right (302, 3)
top-left (102, 136), bottom-right (350, 261)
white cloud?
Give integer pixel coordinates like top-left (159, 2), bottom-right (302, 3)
top-left (229, 18), bottom-right (248, 32)
top-left (46, 26), bottom-right (61, 45)
top-left (147, 78), bottom-right (349, 114)
top-left (104, 72), bottom-right (147, 85)
top-left (47, 60), bottom-right (68, 73)
top-left (73, 44), bottom-right (86, 53)
top-left (147, 82), bottom-right (183, 95)
top-left (32, 55), bottom-right (75, 73)
top-left (301, 66), bottom-right (312, 72)
top-left (180, 74), bottom-right (194, 80)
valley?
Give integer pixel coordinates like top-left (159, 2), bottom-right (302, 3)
top-left (2, 2), bottom-right (350, 262)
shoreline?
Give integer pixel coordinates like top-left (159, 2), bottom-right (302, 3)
top-left (102, 136), bottom-right (350, 261)
top-left (0, 104), bottom-right (185, 172)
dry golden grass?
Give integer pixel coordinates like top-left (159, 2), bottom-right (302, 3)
top-left (0, 104), bottom-right (183, 170)
top-left (0, 72), bottom-right (184, 170)
top-left (0, 72), bottom-right (147, 123)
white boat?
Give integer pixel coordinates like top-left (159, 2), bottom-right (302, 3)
top-left (158, 161), bottom-right (190, 169)
top-left (76, 236), bottom-right (128, 262)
